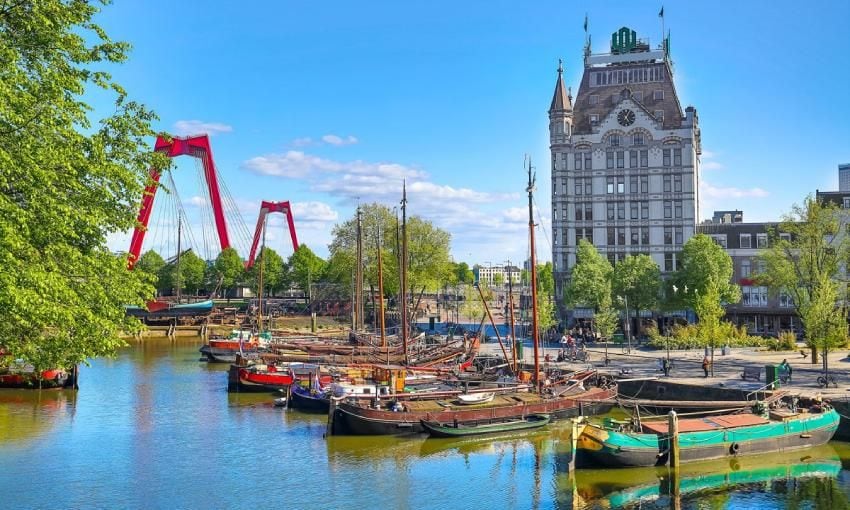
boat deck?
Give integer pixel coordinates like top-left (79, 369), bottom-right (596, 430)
top-left (403, 392), bottom-right (544, 412)
top-left (641, 413), bottom-right (769, 434)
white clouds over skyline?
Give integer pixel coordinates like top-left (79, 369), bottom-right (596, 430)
top-left (173, 120), bottom-right (233, 136)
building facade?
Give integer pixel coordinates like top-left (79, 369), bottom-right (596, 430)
top-left (473, 264), bottom-right (521, 285)
top-left (838, 163), bottom-right (850, 192)
top-left (550, 25), bottom-right (701, 311)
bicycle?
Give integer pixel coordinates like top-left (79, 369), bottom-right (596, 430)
top-left (817, 373), bottom-right (837, 388)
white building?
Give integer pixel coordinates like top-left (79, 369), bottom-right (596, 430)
top-left (473, 264), bottom-right (522, 285)
top-left (549, 25), bottom-right (701, 310)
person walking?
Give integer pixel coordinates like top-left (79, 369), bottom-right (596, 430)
top-left (662, 357), bottom-right (671, 377)
top-left (701, 356), bottom-right (710, 378)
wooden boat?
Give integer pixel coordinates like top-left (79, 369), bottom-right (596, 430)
top-left (577, 401), bottom-right (840, 468)
top-left (200, 330), bottom-right (265, 363)
top-left (329, 371), bottom-right (615, 436)
top-left (227, 362), bottom-right (331, 392)
top-left (0, 351), bottom-right (78, 389)
top-left (421, 413), bottom-right (550, 438)
top-left (289, 383), bottom-right (330, 412)
top-left (457, 392), bottom-right (495, 405)
top-left (125, 299), bottom-right (214, 318)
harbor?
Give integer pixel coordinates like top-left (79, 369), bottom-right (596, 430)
top-left (2, 339), bottom-right (850, 509)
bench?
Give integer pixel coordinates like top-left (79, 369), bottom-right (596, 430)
top-left (741, 366), bottom-right (761, 381)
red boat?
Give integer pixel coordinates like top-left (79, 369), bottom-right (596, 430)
top-left (0, 366), bottom-right (77, 389)
top-left (228, 362), bottom-right (332, 392)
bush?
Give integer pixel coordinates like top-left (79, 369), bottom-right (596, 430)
top-left (646, 321), bottom-right (766, 350)
top-left (767, 331), bottom-right (798, 351)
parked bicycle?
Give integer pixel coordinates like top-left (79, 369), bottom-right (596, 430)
top-left (817, 373), bottom-right (837, 388)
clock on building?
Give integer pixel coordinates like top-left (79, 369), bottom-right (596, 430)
top-left (617, 109), bottom-right (636, 126)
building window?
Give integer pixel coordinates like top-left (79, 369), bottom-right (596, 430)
top-left (630, 176), bottom-right (638, 194)
top-left (640, 176), bottom-right (648, 193)
top-left (662, 149), bottom-right (671, 167)
top-left (654, 90), bottom-right (664, 100)
top-left (629, 150), bottom-right (638, 168)
top-left (630, 203), bottom-right (638, 220)
top-left (574, 206), bottom-right (582, 221)
top-left (608, 253), bottom-right (617, 265)
top-left (756, 233), bottom-right (768, 248)
top-left (617, 176), bottom-right (625, 194)
top-left (655, 110), bottom-right (665, 122)
top-left (741, 259), bottom-right (751, 277)
top-left (631, 230), bottom-right (639, 245)
top-left (607, 203), bottom-right (615, 220)
top-left (574, 179), bottom-right (582, 195)
top-left (584, 203), bottom-right (593, 220)
top-left (664, 226), bottom-right (673, 245)
top-left (585, 152), bottom-right (592, 170)
top-left (664, 201), bottom-right (672, 219)
top-left (673, 174), bottom-right (682, 192)
top-left (589, 94), bottom-right (598, 106)
top-left (590, 114), bottom-right (599, 124)
top-left (664, 253), bottom-right (674, 272)
top-left (610, 134), bottom-right (620, 147)
top-left (585, 180), bottom-right (592, 195)
top-left (740, 234), bottom-right (752, 249)
top-left (606, 177), bottom-right (614, 194)
top-left (617, 151), bottom-right (625, 169)
top-left (606, 152), bottom-right (614, 169)
top-left (742, 286), bottom-right (768, 307)
top-left (673, 148), bottom-right (682, 166)
top-left (663, 174), bottom-right (672, 193)
top-left (640, 150), bottom-right (648, 167)
top-left (617, 202), bottom-right (625, 219)
top-left (674, 201), bottom-right (683, 219)
top-left (779, 232), bottom-right (791, 242)
top-left (779, 292), bottom-right (794, 308)
top-left (641, 227), bottom-right (649, 245)
top-left (712, 235), bottom-right (727, 248)
top-left (607, 227), bottom-right (615, 245)
top-left (632, 133), bottom-right (645, 146)
top-left (675, 228), bottom-right (683, 245)
top-left (640, 202), bottom-right (649, 219)
top-left (574, 153), bottom-right (582, 170)
top-left (616, 228), bottom-right (625, 245)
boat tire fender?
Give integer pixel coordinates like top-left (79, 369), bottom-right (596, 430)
top-left (730, 442), bottom-right (740, 454)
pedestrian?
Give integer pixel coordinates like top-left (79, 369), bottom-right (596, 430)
top-left (560, 332), bottom-right (568, 346)
top-left (701, 356), bottom-right (710, 378)
top-left (662, 357), bottom-right (671, 377)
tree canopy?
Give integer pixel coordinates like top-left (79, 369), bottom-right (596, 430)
top-left (564, 240), bottom-right (618, 339)
top-left (0, 0), bottom-right (166, 370)
top-left (247, 247), bottom-right (287, 296)
top-left (612, 254), bottom-right (661, 312)
top-left (288, 244), bottom-right (326, 296)
top-left (213, 247), bottom-right (244, 297)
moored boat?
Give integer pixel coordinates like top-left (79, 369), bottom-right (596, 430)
top-left (421, 413), bottom-right (550, 438)
top-left (577, 401), bottom-right (840, 468)
top-left (457, 392), bottom-right (495, 405)
top-left (126, 299), bottom-right (214, 318)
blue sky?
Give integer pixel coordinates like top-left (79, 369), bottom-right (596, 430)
top-left (97, 1), bottom-right (850, 265)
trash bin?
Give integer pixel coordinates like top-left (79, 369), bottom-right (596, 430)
top-left (515, 339), bottom-right (524, 360)
top-left (612, 333), bottom-right (625, 344)
top-left (766, 364), bottom-right (779, 389)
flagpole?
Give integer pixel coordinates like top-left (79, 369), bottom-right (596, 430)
top-left (659, 7), bottom-right (665, 53)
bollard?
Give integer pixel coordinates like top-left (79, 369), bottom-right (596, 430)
top-left (668, 410), bottom-right (679, 467)
top-left (311, 312), bottom-right (317, 333)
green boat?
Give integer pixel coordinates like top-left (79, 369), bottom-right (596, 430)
top-left (421, 414), bottom-right (551, 438)
top-left (578, 402), bottom-right (839, 468)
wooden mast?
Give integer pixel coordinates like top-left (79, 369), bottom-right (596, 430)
top-left (354, 206), bottom-right (364, 331)
top-left (376, 224), bottom-right (386, 348)
top-left (400, 181), bottom-right (409, 365)
top-left (527, 156), bottom-right (541, 391)
top-left (257, 215), bottom-right (267, 332)
top-left (508, 267), bottom-right (518, 374)
top-left (175, 216), bottom-right (182, 303)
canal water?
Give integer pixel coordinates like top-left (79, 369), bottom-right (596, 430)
top-left (2, 339), bottom-right (850, 509)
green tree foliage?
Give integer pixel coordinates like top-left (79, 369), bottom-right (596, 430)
top-left (535, 261), bottom-right (557, 332)
top-left (213, 247), bottom-right (244, 297)
top-left (160, 250), bottom-right (205, 295)
top-left (493, 273), bottom-right (504, 286)
top-left (288, 244), bottom-right (326, 295)
top-left (537, 262), bottom-right (555, 297)
top-left (453, 262), bottom-right (474, 284)
top-left (758, 196), bottom-right (849, 362)
top-left (0, 1), bottom-right (167, 370)
top-left (612, 254), bottom-right (661, 312)
top-left (135, 250), bottom-right (166, 292)
top-left (672, 234), bottom-right (741, 346)
top-left (326, 203), bottom-right (453, 294)
top-left (565, 240), bottom-right (613, 310)
top-left (247, 247), bottom-right (286, 296)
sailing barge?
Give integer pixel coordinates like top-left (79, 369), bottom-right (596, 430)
top-left (577, 401), bottom-right (840, 468)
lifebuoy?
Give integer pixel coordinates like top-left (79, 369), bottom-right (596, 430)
top-left (730, 443), bottom-right (740, 454)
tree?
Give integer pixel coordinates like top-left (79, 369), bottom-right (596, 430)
top-left (213, 248), bottom-right (244, 298)
top-left (673, 234), bottom-right (741, 356)
top-left (160, 250), bottom-right (206, 296)
top-left (758, 196), bottom-right (849, 363)
top-left (0, 1), bottom-right (167, 371)
top-left (247, 247), bottom-right (286, 296)
top-left (535, 261), bottom-right (557, 332)
top-left (453, 262), bottom-right (474, 284)
top-left (612, 254), bottom-right (661, 338)
top-left (493, 273), bottom-right (505, 286)
top-left (135, 251), bottom-right (166, 293)
top-left (289, 244), bottom-right (326, 296)
top-left (565, 240), bottom-right (618, 340)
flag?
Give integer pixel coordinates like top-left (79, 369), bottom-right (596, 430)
top-left (659, 6), bottom-right (664, 17)
top-left (583, 14), bottom-right (588, 32)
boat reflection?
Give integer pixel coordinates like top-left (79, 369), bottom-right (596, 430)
top-left (0, 389), bottom-right (76, 446)
top-left (570, 444), bottom-right (842, 509)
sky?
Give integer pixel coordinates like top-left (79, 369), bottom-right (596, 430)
top-left (95, 1), bottom-right (850, 266)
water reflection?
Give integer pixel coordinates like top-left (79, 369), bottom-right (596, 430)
top-left (0, 389), bottom-right (76, 446)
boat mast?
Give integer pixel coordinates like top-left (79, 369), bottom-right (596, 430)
top-left (400, 181), bottom-right (409, 365)
top-left (355, 206), bottom-right (364, 331)
top-left (527, 156), bottom-right (540, 392)
top-left (175, 216), bottom-right (182, 303)
top-left (376, 223), bottom-right (386, 349)
top-left (258, 215), bottom-right (267, 332)
top-left (508, 262), bottom-right (518, 374)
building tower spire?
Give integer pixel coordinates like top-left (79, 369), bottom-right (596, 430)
top-left (549, 60), bottom-right (572, 113)
top-left (549, 60), bottom-right (573, 141)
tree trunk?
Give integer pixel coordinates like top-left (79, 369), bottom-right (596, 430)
top-left (811, 344), bottom-right (818, 364)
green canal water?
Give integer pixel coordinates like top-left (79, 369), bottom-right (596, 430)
top-left (2, 339), bottom-right (850, 509)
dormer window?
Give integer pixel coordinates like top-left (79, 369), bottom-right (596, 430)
top-left (632, 133), bottom-right (645, 146)
top-left (610, 134), bottom-right (620, 147)
top-left (589, 95), bottom-right (598, 106)
top-left (590, 114), bottom-right (599, 125)
top-left (654, 110), bottom-right (664, 122)
top-left (654, 90), bottom-right (664, 100)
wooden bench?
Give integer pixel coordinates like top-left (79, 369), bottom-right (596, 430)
top-left (741, 366), bottom-right (761, 381)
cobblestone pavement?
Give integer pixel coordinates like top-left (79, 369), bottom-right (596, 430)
top-left (480, 341), bottom-right (850, 400)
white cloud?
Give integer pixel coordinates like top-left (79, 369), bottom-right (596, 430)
top-left (242, 151), bottom-right (346, 178)
top-left (321, 134), bottom-right (358, 146)
top-left (188, 195), bottom-right (207, 207)
top-left (291, 137), bottom-right (314, 147)
top-left (291, 201), bottom-right (339, 223)
top-left (700, 181), bottom-right (769, 199)
top-left (172, 120), bottom-right (233, 136)
top-left (700, 150), bottom-right (724, 171)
